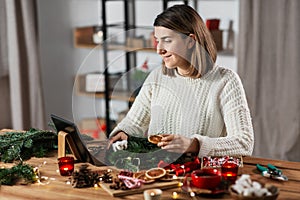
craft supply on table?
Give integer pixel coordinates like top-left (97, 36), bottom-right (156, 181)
top-left (158, 157), bottom-right (201, 176)
top-left (58, 156), bottom-right (74, 176)
top-left (100, 167), bottom-right (180, 197)
top-left (143, 188), bottom-right (162, 200)
top-left (256, 163), bottom-right (288, 181)
top-left (221, 158), bottom-right (239, 185)
top-left (229, 174), bottom-right (279, 200)
top-left (100, 177), bottom-right (179, 197)
top-left (202, 156), bottom-right (243, 168)
top-left (190, 168), bottom-right (221, 190)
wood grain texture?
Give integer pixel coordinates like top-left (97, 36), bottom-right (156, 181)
top-left (0, 153), bottom-right (300, 199)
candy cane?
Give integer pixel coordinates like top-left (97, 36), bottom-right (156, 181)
top-left (117, 175), bottom-right (146, 189)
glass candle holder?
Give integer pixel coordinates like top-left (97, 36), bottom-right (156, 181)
top-left (143, 189), bottom-right (162, 200)
top-left (221, 158), bottom-right (239, 185)
top-left (58, 156), bottom-right (74, 176)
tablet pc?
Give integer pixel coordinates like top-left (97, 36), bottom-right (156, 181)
top-left (51, 114), bottom-right (106, 166)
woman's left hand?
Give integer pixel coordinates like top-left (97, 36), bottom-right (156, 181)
top-left (157, 134), bottom-right (200, 154)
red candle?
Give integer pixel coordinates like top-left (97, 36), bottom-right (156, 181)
top-left (221, 159), bottom-right (239, 184)
top-left (58, 156), bottom-right (74, 176)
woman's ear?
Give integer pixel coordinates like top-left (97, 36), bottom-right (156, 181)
top-left (188, 33), bottom-right (196, 49)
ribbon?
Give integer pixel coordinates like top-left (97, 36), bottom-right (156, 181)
top-left (117, 174), bottom-right (145, 189)
top-left (158, 157), bottom-right (201, 176)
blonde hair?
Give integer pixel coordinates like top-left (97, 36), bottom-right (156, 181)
top-left (154, 5), bottom-right (217, 78)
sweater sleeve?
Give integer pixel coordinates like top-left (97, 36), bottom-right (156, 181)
top-left (193, 70), bottom-right (254, 157)
top-left (109, 69), bottom-right (156, 138)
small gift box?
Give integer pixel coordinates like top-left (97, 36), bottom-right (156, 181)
top-left (201, 156), bottom-right (243, 169)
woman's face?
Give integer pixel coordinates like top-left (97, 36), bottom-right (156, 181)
top-left (154, 26), bottom-right (192, 76)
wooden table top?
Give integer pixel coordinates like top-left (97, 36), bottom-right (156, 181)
top-left (1, 153), bottom-right (300, 200)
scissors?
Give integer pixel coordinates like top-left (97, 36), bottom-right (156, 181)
top-left (256, 164), bottom-right (288, 181)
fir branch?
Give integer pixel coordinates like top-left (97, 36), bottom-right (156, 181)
top-left (0, 128), bottom-right (57, 163)
top-left (106, 135), bottom-right (185, 171)
top-left (0, 162), bottom-right (37, 186)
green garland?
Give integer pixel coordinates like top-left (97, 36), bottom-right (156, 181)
top-left (0, 128), bottom-right (58, 186)
top-left (106, 135), bottom-right (195, 172)
top-left (0, 162), bottom-right (37, 186)
top-left (0, 128), bottom-right (57, 163)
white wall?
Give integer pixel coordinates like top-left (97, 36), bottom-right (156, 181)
top-left (37, 0), bottom-right (101, 123)
top-left (37, 0), bottom-right (239, 124)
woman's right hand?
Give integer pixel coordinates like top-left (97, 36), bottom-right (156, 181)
top-left (107, 131), bottom-right (128, 149)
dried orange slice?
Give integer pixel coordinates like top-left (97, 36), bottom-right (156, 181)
top-left (148, 135), bottom-right (163, 144)
top-left (145, 168), bottom-right (166, 180)
top-left (133, 170), bottom-right (146, 179)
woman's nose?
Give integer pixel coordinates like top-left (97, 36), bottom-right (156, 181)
top-left (156, 44), bottom-right (166, 55)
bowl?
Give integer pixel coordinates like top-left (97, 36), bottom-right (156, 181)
top-left (229, 184), bottom-right (279, 200)
top-left (191, 168), bottom-right (222, 190)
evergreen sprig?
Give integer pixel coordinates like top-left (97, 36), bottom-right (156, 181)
top-left (0, 128), bottom-right (57, 162)
top-left (106, 135), bottom-right (188, 171)
top-left (0, 162), bottom-right (37, 186)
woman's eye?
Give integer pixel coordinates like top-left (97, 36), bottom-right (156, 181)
top-left (164, 39), bottom-right (171, 43)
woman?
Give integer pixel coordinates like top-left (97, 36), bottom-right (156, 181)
top-left (108, 4), bottom-right (254, 158)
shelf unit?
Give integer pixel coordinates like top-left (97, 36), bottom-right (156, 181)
top-left (73, 26), bottom-right (156, 51)
top-left (102, 0), bottom-right (133, 134)
top-left (74, 0), bottom-right (192, 135)
top-left (75, 74), bottom-right (136, 103)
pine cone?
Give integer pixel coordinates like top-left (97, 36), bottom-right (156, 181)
top-left (71, 164), bottom-right (101, 188)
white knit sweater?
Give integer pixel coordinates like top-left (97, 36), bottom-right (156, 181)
top-left (110, 65), bottom-right (254, 157)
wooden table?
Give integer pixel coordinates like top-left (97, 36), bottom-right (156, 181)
top-left (1, 153), bottom-right (300, 200)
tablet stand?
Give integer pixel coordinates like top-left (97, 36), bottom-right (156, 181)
top-left (58, 131), bottom-right (69, 158)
